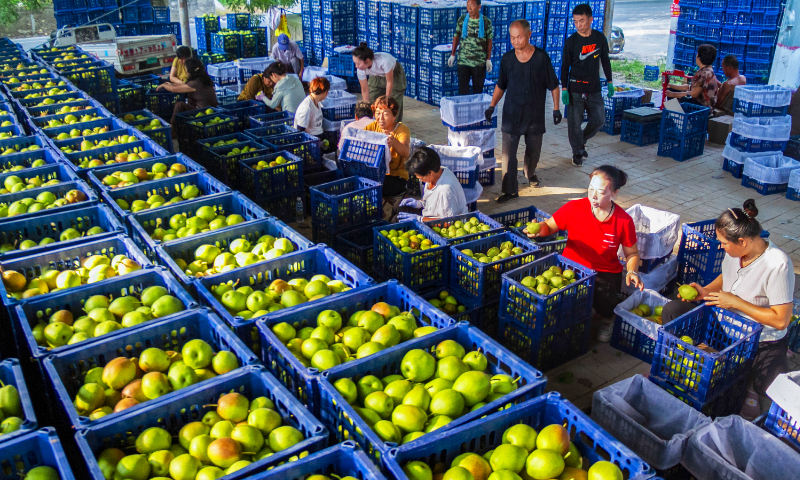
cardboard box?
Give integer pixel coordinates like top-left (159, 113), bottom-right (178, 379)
top-left (708, 115), bottom-right (734, 144)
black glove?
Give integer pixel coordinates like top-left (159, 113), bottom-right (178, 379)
top-left (553, 109), bottom-right (562, 125)
top-left (484, 106), bottom-right (494, 123)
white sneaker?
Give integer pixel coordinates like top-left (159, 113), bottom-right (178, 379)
top-left (596, 319), bottom-right (614, 342)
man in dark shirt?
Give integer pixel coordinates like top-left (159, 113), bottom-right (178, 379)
top-left (561, 3), bottom-right (613, 166)
top-left (485, 20), bottom-right (561, 203)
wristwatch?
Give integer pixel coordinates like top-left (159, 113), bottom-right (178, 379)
top-left (626, 271), bottom-right (639, 277)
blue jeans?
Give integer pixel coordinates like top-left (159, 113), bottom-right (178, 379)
top-left (567, 91), bottom-right (606, 156)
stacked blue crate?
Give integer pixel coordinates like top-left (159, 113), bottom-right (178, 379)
top-left (565, 0), bottom-right (606, 36)
top-left (356, 0), bottom-right (368, 44)
top-left (420, 2), bottom-right (465, 105)
top-left (379, 0), bottom-right (394, 56)
top-left (322, 0), bottom-right (357, 60)
top-left (301, 0), bottom-right (316, 65)
top-left (393, 1), bottom-right (419, 99)
top-left (545, 0), bottom-right (569, 75)
top-left (366, 0), bottom-right (381, 50)
top-left (311, 0), bottom-right (324, 65)
top-left (483, 1), bottom-right (512, 80)
top-left (525, 0), bottom-right (547, 47)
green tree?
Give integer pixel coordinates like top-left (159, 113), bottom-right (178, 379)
top-left (0, 0), bottom-right (50, 24)
top-left (220, 0), bottom-right (297, 14)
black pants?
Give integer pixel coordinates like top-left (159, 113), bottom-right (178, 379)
top-left (458, 64), bottom-right (486, 96)
top-left (567, 91), bottom-right (606, 156)
top-left (661, 300), bottom-right (789, 396)
top-left (383, 175), bottom-right (408, 197)
top-left (501, 127), bottom-right (543, 195)
top-left (594, 271), bottom-right (622, 318)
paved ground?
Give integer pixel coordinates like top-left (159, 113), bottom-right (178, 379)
top-left (367, 93), bottom-right (800, 411)
top-left (611, 0), bottom-right (673, 62)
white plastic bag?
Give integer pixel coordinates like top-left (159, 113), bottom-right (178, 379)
top-left (733, 85), bottom-right (792, 107)
top-left (463, 182), bottom-right (483, 204)
top-left (440, 94), bottom-right (495, 126)
top-left (743, 155), bottom-right (800, 185)
top-left (732, 114), bottom-right (791, 141)
top-left (447, 128), bottom-right (497, 153)
top-left (766, 371), bottom-right (800, 423)
top-left (613, 289), bottom-right (671, 341)
top-left (789, 168), bottom-right (800, 190)
top-left (625, 204), bottom-right (680, 259)
top-left (620, 255), bottom-right (678, 296)
top-left (723, 139), bottom-right (782, 166)
top-left (428, 144), bottom-right (483, 171)
top-left (592, 374), bottom-right (712, 470)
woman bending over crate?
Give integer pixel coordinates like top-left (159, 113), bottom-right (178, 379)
top-left (661, 200), bottom-right (795, 416)
top-left (363, 96), bottom-right (411, 198)
top-left (526, 165), bottom-right (643, 342)
top-left (352, 44), bottom-right (407, 122)
top-left (158, 58), bottom-right (219, 127)
top-left (255, 62), bottom-right (305, 114)
top-left (395, 146), bottom-right (467, 222)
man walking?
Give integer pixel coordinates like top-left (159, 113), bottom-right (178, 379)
top-left (561, 3), bottom-right (613, 166)
top-left (449, 0), bottom-right (493, 95)
top-left (485, 20), bottom-right (561, 203)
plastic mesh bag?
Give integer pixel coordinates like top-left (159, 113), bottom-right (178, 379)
top-left (447, 128), bottom-right (497, 153)
top-left (733, 114), bottom-right (791, 141)
top-left (742, 155), bottom-right (800, 185)
top-left (625, 204), bottom-right (680, 259)
top-left (790, 168), bottom-right (800, 190)
top-left (723, 140), bottom-right (782, 165)
top-left (463, 181), bottom-right (483, 204)
top-left (613, 289), bottom-right (671, 341)
top-left (684, 415), bottom-right (800, 480)
top-left (592, 374), bottom-right (712, 470)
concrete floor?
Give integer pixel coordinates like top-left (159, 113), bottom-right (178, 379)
top-left (371, 93), bottom-right (800, 411)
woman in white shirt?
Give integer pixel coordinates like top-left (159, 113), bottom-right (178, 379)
top-left (256, 62), bottom-right (305, 113)
top-left (396, 147), bottom-right (468, 222)
top-left (661, 199), bottom-right (795, 411)
top-left (352, 43), bottom-right (407, 121)
top-left (294, 76), bottom-right (329, 136)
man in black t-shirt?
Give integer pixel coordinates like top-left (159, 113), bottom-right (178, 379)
top-left (561, 4), bottom-right (614, 166)
top-left (485, 20), bottom-right (561, 203)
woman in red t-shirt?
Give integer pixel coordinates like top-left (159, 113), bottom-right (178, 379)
top-left (527, 165), bottom-right (643, 341)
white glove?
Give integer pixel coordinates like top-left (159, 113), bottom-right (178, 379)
top-left (486, 59), bottom-right (493, 72)
top-left (447, 55), bottom-right (456, 68)
top-left (397, 212), bottom-right (422, 223)
top-left (399, 198), bottom-right (423, 209)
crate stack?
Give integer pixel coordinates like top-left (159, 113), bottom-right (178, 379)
top-left (602, 83), bottom-right (645, 136)
top-left (393, 1), bottom-right (420, 100)
top-left (301, 0), bottom-right (317, 65)
top-left (674, 0), bottom-right (783, 84)
top-left (194, 13), bottom-right (266, 60)
top-left (657, 100), bottom-right (711, 161)
top-left (721, 85), bottom-right (800, 195)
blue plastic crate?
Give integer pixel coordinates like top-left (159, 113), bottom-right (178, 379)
top-left (62, 139), bottom-right (169, 178)
top-left (126, 113), bottom-right (173, 153)
top-left (723, 156), bottom-right (745, 178)
top-left (730, 130), bottom-right (788, 154)
top-left (787, 186), bottom-right (800, 201)
top-left (0, 234), bottom-right (151, 310)
top-left (44, 308), bottom-right (260, 430)
top-left (750, 27), bottom-right (778, 46)
top-left (121, 6), bottom-right (138, 23)
top-left (144, 89), bottom-right (184, 119)
top-left (204, 138), bottom-right (269, 185)
top-left (12, 268), bottom-right (196, 364)
top-left (742, 173), bottom-right (790, 195)
top-left (644, 65), bottom-right (660, 81)
top-left (195, 245), bottom-right (373, 351)
top-left (746, 45), bottom-right (773, 63)
top-left (0, 204), bottom-right (124, 262)
top-left (764, 400), bottom-right (800, 453)
top-left (248, 110), bottom-right (295, 129)
top-left (0, 164), bottom-right (79, 195)
top-left (450, 232), bottom-right (541, 304)
top-left (650, 304), bottom-right (763, 404)
top-left (75, 366), bottom-right (326, 480)
top-left (156, 217), bottom-right (313, 287)
top-left (137, 5), bottom-right (153, 22)
top-left (244, 124), bottom-right (299, 140)
top-left (0, 359), bottom-right (36, 444)
top-left (720, 26), bottom-right (748, 44)
top-left (621, 118), bottom-right (661, 146)
top-left (318, 321), bottom-right (546, 463)
top-left (649, 374), bottom-right (749, 420)
top-left (240, 150), bottom-right (304, 203)
top-left (610, 313), bottom-right (657, 363)
top-left (182, 114), bottom-right (241, 158)
top-left (116, 79), bottom-right (145, 113)
top-left (263, 132), bottom-right (323, 171)
top-left (55, 11), bottom-right (74, 28)
top-left (257, 280), bottom-right (454, 414)
top-left (128, 191), bottom-right (269, 260)
top-left (0, 134), bottom-right (55, 159)
top-left (386, 392), bottom-right (652, 479)
top-left (335, 219), bottom-right (388, 275)
top-left (249, 441), bottom-right (384, 480)
top-left (0, 180), bottom-right (97, 224)
top-left (424, 211), bottom-right (505, 246)
top-left (372, 221), bottom-right (450, 292)
top-left (310, 176), bottom-right (382, 233)
top-left (195, 15), bottom-right (219, 35)
top-left (442, 117), bottom-right (497, 132)
top-left (86, 154), bottom-right (204, 195)
top-left (500, 311), bottom-right (591, 370)
top-left (338, 138), bottom-right (387, 183)
top-left (151, 6), bottom-right (169, 23)
top-left (499, 252), bottom-right (596, 336)
top-left (100, 171), bottom-right (231, 219)
top-left (658, 132), bottom-right (706, 162)
top-left (0, 428), bottom-right (75, 479)
top-left (511, 225), bottom-right (569, 256)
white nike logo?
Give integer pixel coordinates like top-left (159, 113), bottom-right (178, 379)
top-left (579, 49), bottom-right (598, 60)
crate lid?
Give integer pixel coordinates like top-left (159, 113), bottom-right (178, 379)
top-left (622, 107), bottom-right (662, 123)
